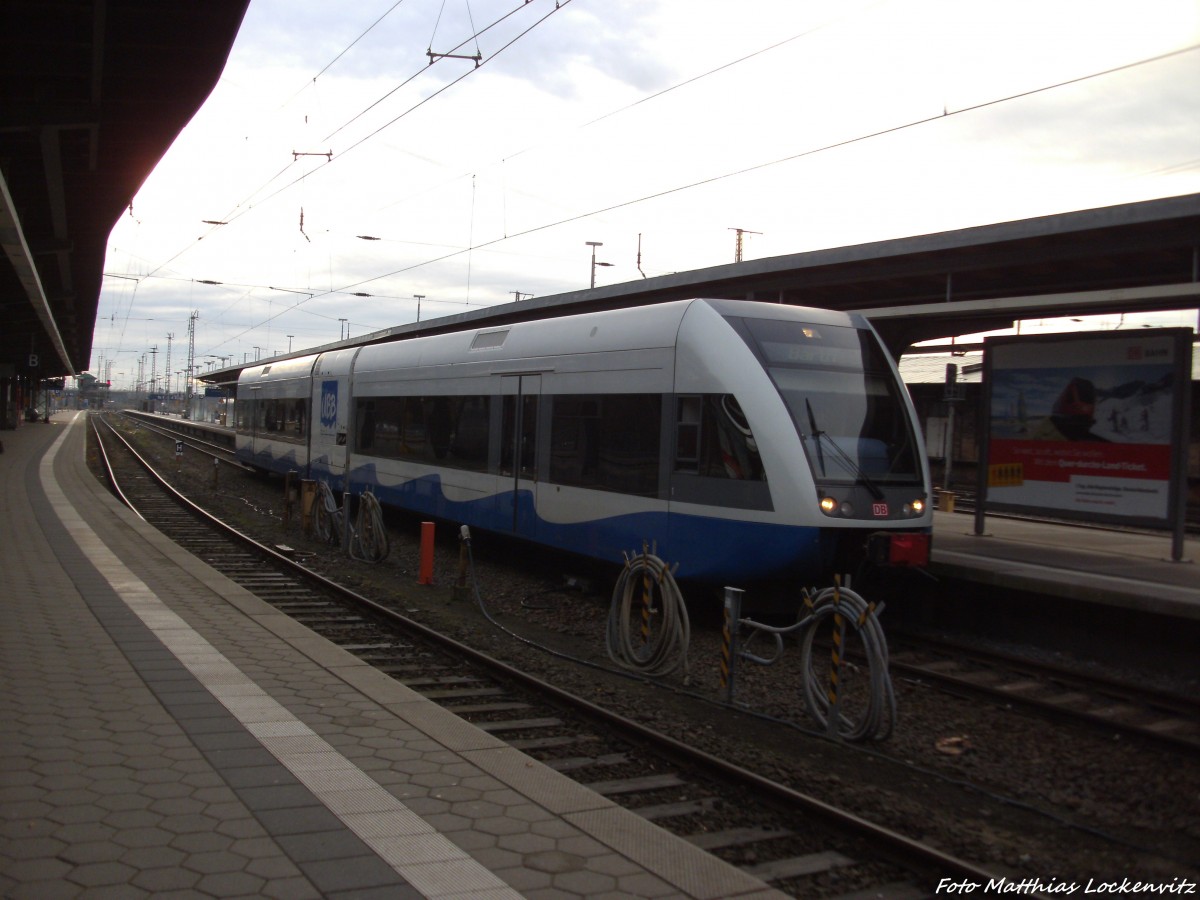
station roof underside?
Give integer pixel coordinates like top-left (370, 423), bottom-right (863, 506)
top-left (1, 0), bottom-right (250, 380)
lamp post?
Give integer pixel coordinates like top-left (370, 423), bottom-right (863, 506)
top-left (588, 241), bottom-right (614, 290)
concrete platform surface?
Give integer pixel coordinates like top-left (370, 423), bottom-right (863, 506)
top-left (0, 412), bottom-right (786, 899)
top-left (930, 509), bottom-right (1198, 619)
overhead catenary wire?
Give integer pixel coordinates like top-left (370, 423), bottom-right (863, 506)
top-left (327, 0), bottom-right (536, 144)
top-left (217, 0), bottom-right (867, 251)
top-left (108, 13), bottom-right (1199, 365)
top-left (229, 0), bottom-right (568, 227)
top-left (308, 1), bottom-right (410, 89)
top-left (140, 0), bottom-right (560, 290)
top-left (224, 0), bottom-right (576, 225)
top-left (204, 39), bottom-right (1200, 352)
top-left (426, 0), bottom-right (484, 66)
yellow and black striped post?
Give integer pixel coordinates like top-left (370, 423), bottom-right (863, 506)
top-left (826, 575), bottom-right (847, 738)
top-left (639, 542), bottom-right (652, 647)
top-left (720, 587), bottom-right (743, 703)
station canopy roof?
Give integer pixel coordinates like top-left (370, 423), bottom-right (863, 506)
top-left (0, 0), bottom-right (251, 380)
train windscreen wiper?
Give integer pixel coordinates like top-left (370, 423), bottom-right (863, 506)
top-left (804, 400), bottom-right (884, 500)
top-left (804, 399), bottom-right (827, 476)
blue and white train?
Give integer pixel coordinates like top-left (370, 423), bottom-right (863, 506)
top-left (235, 298), bottom-right (931, 584)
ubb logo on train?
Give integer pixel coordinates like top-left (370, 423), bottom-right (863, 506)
top-left (320, 380), bottom-right (338, 430)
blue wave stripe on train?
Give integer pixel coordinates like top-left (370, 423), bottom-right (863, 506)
top-left (341, 466), bottom-right (824, 582)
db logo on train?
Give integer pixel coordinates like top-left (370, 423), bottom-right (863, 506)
top-left (320, 381), bottom-right (338, 429)
top-left (872, 502), bottom-right (889, 517)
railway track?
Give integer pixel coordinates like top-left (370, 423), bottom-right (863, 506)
top-left (887, 635), bottom-right (1200, 753)
top-left (90, 412), bottom-right (1009, 897)
top-left (118, 409), bottom-right (241, 462)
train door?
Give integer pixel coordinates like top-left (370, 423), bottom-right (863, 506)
top-left (499, 375), bottom-right (539, 536)
top-left (245, 385), bottom-right (262, 467)
top-left (311, 349), bottom-right (359, 490)
top-left (313, 376), bottom-right (344, 486)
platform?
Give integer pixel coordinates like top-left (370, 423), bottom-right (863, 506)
top-left (0, 412), bottom-right (786, 899)
top-left (929, 509), bottom-right (1199, 621)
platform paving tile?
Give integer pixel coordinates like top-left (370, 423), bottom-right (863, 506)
top-left (65, 860), bottom-right (138, 888)
top-left (170, 829), bottom-right (243, 855)
top-left (275, 827), bottom-right (379, 862)
top-left (298, 853), bottom-right (415, 894)
top-left (130, 863), bottom-right (203, 893)
top-left (254, 803), bottom-right (350, 836)
top-left (57, 839), bottom-right (124, 865)
top-left (3, 527), bottom-right (319, 892)
top-left (2, 415), bottom-right (798, 900)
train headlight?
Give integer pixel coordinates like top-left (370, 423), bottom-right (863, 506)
top-left (911, 498), bottom-right (925, 514)
top-left (819, 496), bottom-right (838, 515)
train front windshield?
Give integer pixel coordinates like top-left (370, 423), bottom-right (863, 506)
top-left (733, 317), bottom-right (921, 485)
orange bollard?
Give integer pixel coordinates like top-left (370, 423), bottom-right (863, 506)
top-left (418, 521), bottom-right (435, 585)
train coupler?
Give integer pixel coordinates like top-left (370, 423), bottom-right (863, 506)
top-left (866, 531), bottom-right (930, 568)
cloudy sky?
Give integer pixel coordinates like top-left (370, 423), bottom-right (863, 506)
top-left (91, 0), bottom-right (1200, 385)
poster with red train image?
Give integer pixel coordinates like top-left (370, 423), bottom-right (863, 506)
top-left (983, 329), bottom-right (1191, 526)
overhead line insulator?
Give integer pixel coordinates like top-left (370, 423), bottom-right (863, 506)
top-left (427, 49), bottom-right (482, 67)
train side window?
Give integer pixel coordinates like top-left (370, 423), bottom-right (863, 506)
top-left (499, 396), bottom-right (515, 477)
top-left (400, 396), bottom-right (427, 459)
top-left (358, 395), bottom-right (489, 472)
top-left (357, 400), bottom-right (376, 451)
top-left (283, 398), bottom-right (304, 440)
top-left (520, 394), bottom-right (537, 477)
top-left (425, 397), bottom-right (452, 459)
top-left (551, 394), bottom-right (660, 497)
top-left (675, 396), bottom-right (702, 471)
top-left (675, 394), bottom-right (764, 481)
top-left (447, 396), bottom-right (490, 472)
top-left (549, 395), bottom-right (595, 486)
top-left (376, 397), bottom-right (403, 457)
top-left (236, 398), bottom-right (254, 434)
top-left (500, 392), bottom-right (538, 478)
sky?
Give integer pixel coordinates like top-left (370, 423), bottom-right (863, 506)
top-left (90, 0), bottom-right (1200, 388)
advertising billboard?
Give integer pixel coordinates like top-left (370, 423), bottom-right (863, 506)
top-left (979, 329), bottom-right (1191, 537)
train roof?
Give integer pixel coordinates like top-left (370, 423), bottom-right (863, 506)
top-left (352, 298), bottom-right (865, 372)
top-left (236, 298), bottom-right (869, 386)
top-left (239, 355), bottom-right (317, 384)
